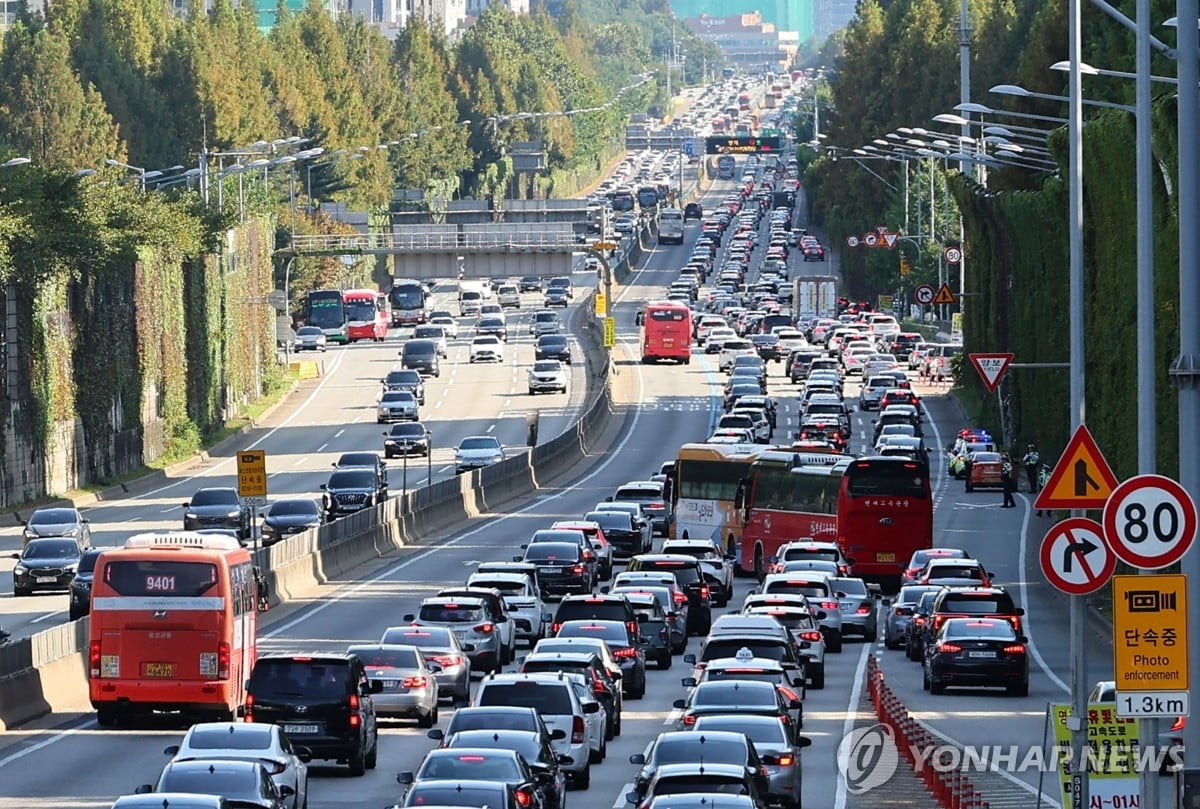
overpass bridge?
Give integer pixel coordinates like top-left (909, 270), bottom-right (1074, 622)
top-left (285, 224), bottom-right (587, 278)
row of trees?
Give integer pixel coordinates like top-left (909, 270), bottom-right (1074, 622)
top-left (809, 0), bottom-right (1187, 479)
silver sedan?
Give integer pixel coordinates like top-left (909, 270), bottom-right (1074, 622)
top-left (348, 644), bottom-right (439, 726)
top-left (883, 585), bottom-right (942, 650)
top-left (691, 714), bottom-right (812, 809)
top-left (163, 722), bottom-right (309, 809)
top-left (832, 576), bottom-right (880, 638)
top-left (380, 625), bottom-right (473, 703)
top-left (377, 390), bottom-right (419, 423)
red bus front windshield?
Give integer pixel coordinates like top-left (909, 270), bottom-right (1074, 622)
top-left (839, 458), bottom-right (932, 586)
top-left (642, 305), bottom-right (692, 363)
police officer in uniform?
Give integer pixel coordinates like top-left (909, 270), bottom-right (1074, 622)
top-left (1022, 443), bottom-right (1041, 493)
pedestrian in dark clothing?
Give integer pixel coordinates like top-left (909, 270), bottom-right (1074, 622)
top-left (1001, 461), bottom-right (1017, 508)
top-left (1021, 444), bottom-right (1041, 492)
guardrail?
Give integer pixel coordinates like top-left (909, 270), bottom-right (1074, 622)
top-left (289, 231), bottom-right (584, 254)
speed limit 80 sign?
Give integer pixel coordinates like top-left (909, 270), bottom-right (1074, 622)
top-left (1103, 474), bottom-right (1198, 569)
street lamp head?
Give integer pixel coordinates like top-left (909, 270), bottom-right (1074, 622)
top-left (982, 125), bottom-right (1016, 137)
top-left (905, 139), bottom-right (926, 147)
top-left (897, 126), bottom-right (915, 134)
top-left (1050, 60), bottom-right (1100, 75)
top-left (933, 113), bottom-right (970, 126)
top-left (73, 168), bottom-right (96, 176)
top-left (105, 158), bottom-right (121, 167)
top-left (852, 148), bottom-right (868, 155)
top-left (990, 84), bottom-right (1032, 97)
top-left (2, 156), bottom-right (32, 168)
top-left (873, 138), bottom-right (890, 146)
top-left (141, 170), bottom-right (164, 180)
top-left (955, 102), bottom-right (994, 114)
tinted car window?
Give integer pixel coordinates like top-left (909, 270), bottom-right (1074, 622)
top-left (30, 508), bottom-right (79, 525)
top-left (191, 490), bottom-right (238, 506)
top-left (249, 659), bottom-right (350, 699)
top-left (328, 470), bottom-right (375, 488)
top-left (403, 785), bottom-right (506, 808)
top-left (419, 604), bottom-right (485, 622)
top-left (477, 683), bottom-right (574, 714)
top-left (939, 593), bottom-right (1016, 613)
top-left (701, 638), bottom-right (790, 662)
top-left (348, 646), bottom-right (420, 669)
top-left (103, 560), bottom-right (217, 596)
top-left (187, 726), bottom-right (274, 750)
top-left (943, 620), bottom-right (1017, 640)
top-left (636, 561), bottom-right (700, 586)
top-left (524, 543), bottom-right (580, 562)
top-left (654, 737), bottom-right (747, 765)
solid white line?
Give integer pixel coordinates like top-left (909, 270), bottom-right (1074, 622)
top-left (30, 610), bottom-right (62, 624)
top-left (833, 640), bottom-right (873, 809)
top-left (1017, 497), bottom-right (1070, 694)
top-left (613, 784), bottom-right (634, 809)
top-left (663, 708), bottom-right (682, 726)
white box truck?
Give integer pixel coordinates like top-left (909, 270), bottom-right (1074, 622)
top-left (793, 276), bottom-right (839, 318)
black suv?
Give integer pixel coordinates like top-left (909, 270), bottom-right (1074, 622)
top-left (583, 510), bottom-right (644, 559)
top-left (68, 548), bottom-right (105, 620)
top-left (182, 487), bottom-right (251, 539)
top-left (625, 555), bottom-right (712, 634)
top-left (245, 653), bottom-right (381, 775)
top-left (930, 586), bottom-right (1025, 636)
top-left (535, 335), bottom-right (571, 363)
top-left (321, 467), bottom-right (388, 519)
top-left (382, 369), bottom-right (426, 404)
top-left (333, 453), bottom-right (389, 495)
top-left (518, 542), bottom-right (590, 596)
top-left (552, 594), bottom-right (639, 636)
top-left (683, 202), bottom-right (703, 221)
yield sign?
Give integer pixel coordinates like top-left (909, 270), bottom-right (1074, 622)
top-left (969, 353), bottom-right (1014, 393)
top-left (882, 232), bottom-right (898, 248)
top-left (1039, 517), bottom-right (1115, 595)
top-left (1034, 424), bottom-right (1120, 510)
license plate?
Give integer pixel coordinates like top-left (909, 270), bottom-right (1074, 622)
top-left (840, 601), bottom-right (855, 610)
top-left (144, 663), bottom-right (174, 677)
top-left (36, 576), bottom-right (57, 583)
top-left (283, 724), bottom-right (319, 734)
top-left (967, 651), bottom-right (996, 659)
top-left (876, 552), bottom-right (896, 563)
top-left (542, 567), bottom-right (563, 574)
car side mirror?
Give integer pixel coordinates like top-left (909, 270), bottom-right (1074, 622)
top-left (987, 571), bottom-right (996, 578)
top-left (280, 786), bottom-right (295, 798)
top-left (319, 484), bottom-right (327, 490)
top-left (551, 728), bottom-right (568, 741)
top-left (605, 496), bottom-right (614, 502)
top-left (881, 598), bottom-right (893, 606)
top-left (673, 698), bottom-right (687, 709)
top-left (135, 785), bottom-right (153, 795)
top-left (163, 745), bottom-right (180, 756)
top-left (295, 746), bottom-right (312, 763)
top-left (1015, 607), bottom-right (1026, 616)
top-left (558, 754), bottom-right (574, 765)
top-left (462, 643), bottom-right (476, 652)
top-left (599, 586), bottom-right (610, 594)
top-left (683, 654), bottom-right (697, 664)
top-left (627, 793), bottom-right (640, 805)
top-left (681, 677), bottom-right (697, 687)
top-left (181, 502), bottom-right (190, 509)
top-left (520, 544), bottom-right (529, 550)
top-left (397, 771), bottom-right (415, 784)
top-left (9, 552), bottom-right (18, 560)
top-left (403, 614), bottom-right (415, 622)
top-left (583, 701), bottom-right (600, 714)
top-left (426, 728), bottom-right (445, 741)
top-left (542, 613), bottom-right (553, 622)
top-left (513, 556), bottom-right (523, 562)
top-left (630, 753), bottom-right (646, 765)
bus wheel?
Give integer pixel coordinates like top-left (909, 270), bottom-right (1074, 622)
top-left (753, 546), bottom-right (765, 581)
top-left (96, 706), bottom-right (117, 727)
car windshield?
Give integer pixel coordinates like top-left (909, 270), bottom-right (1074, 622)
top-left (898, 586), bottom-right (940, 605)
top-left (460, 438), bottom-right (500, 451)
top-left (524, 543), bottom-right (578, 562)
top-left (470, 577), bottom-right (526, 595)
top-left (702, 639), bottom-right (789, 662)
top-left (417, 752), bottom-right (522, 781)
top-left (30, 508), bottom-right (78, 526)
top-left (329, 470), bottom-right (374, 488)
top-left (404, 785), bottom-right (504, 807)
top-left (382, 391), bottom-right (414, 403)
top-left (477, 682), bottom-right (574, 714)
top-left (297, 326), bottom-right (322, 336)
top-left (186, 725), bottom-right (274, 750)
top-left (653, 737), bottom-right (746, 765)
top-left (77, 550), bottom-right (103, 574)
top-left (249, 659), bottom-right (349, 699)
top-left (654, 776), bottom-right (748, 796)
top-left (190, 489), bottom-right (237, 507)
top-left (348, 646), bottom-right (421, 669)
top-left (943, 620), bottom-right (1018, 640)
top-left (533, 362), bottom-right (561, 372)
top-left (268, 500), bottom-right (319, 517)
top-left (159, 767), bottom-right (258, 796)
top-left (927, 565), bottom-right (984, 580)
top-left (557, 622), bottom-right (626, 643)
top-left (692, 682), bottom-right (777, 706)
top-left (940, 595), bottom-right (1015, 613)
top-left (414, 327), bottom-right (442, 339)
top-left (380, 626), bottom-right (454, 647)
top-left (532, 530), bottom-right (582, 544)
top-left (24, 539), bottom-right (79, 558)
top-left (390, 424), bottom-right (427, 437)
top-left (419, 603), bottom-right (485, 623)
top-left (387, 371), bottom-right (420, 385)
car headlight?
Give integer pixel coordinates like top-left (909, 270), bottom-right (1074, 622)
top-left (455, 453), bottom-right (466, 463)
top-left (227, 510), bottom-right (242, 519)
top-left (385, 439), bottom-right (397, 445)
top-left (22, 528), bottom-right (37, 538)
top-left (185, 512), bottom-right (198, 520)
top-left (14, 565), bottom-right (27, 575)
top-left (62, 526), bottom-right (80, 536)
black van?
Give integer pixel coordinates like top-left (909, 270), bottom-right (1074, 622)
top-left (401, 339), bottom-right (440, 377)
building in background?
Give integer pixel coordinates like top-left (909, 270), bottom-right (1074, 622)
top-left (812, 0), bottom-right (856, 41)
top-left (680, 12), bottom-right (797, 73)
top-left (671, 0), bottom-right (812, 44)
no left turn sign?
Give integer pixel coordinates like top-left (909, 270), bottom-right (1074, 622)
top-left (914, 284), bottom-right (935, 305)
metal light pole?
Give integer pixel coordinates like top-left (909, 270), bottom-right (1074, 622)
top-left (427, 431), bottom-right (433, 485)
top-left (1067, 0), bottom-right (1089, 804)
top-left (1174, 2), bottom-right (1200, 803)
top-left (958, 0), bottom-right (972, 177)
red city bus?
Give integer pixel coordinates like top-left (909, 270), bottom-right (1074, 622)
top-left (736, 450), bottom-right (850, 579)
top-left (342, 288), bottom-right (389, 342)
top-left (88, 533), bottom-right (258, 726)
top-left (641, 301), bottom-right (693, 364)
top-left (837, 456), bottom-right (933, 589)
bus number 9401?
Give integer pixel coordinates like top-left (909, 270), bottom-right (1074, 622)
top-left (145, 575), bottom-right (177, 592)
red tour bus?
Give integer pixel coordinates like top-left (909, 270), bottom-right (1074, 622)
top-left (88, 532), bottom-right (258, 726)
top-left (736, 450), bottom-right (850, 579)
top-left (342, 288), bottom-right (389, 343)
top-left (641, 301), bottom-right (693, 364)
top-left (837, 456), bottom-right (933, 588)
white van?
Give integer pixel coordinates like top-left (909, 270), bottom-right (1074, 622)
top-left (658, 208), bottom-right (685, 245)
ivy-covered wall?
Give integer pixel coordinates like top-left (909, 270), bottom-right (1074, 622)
top-left (0, 211), bottom-right (274, 506)
top-left (948, 99), bottom-right (1182, 482)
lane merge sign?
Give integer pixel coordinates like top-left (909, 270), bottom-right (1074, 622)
top-left (1039, 517), bottom-right (1116, 595)
top-left (1103, 474), bottom-right (1197, 570)
top-left (1034, 424), bottom-right (1120, 511)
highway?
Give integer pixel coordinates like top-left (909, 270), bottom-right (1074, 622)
top-left (0, 163), bottom-right (1135, 809)
top-left (0, 281), bottom-right (595, 641)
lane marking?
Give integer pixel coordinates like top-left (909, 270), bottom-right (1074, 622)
top-left (31, 610), bottom-right (63, 624)
top-left (316, 443), bottom-right (328, 453)
top-left (334, 429), bottom-right (345, 438)
top-left (613, 784), bottom-right (634, 809)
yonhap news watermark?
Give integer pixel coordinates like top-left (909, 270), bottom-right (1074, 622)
top-left (836, 724), bottom-right (1183, 795)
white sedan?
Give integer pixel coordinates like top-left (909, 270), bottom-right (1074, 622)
top-left (469, 335), bottom-right (505, 363)
top-left (163, 722), bottom-right (309, 809)
top-left (428, 312), bottom-right (459, 339)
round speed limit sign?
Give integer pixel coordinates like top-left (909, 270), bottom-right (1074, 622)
top-left (1102, 474), bottom-right (1198, 569)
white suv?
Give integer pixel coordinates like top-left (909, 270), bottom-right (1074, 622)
top-left (473, 672), bottom-right (606, 788)
top-left (718, 339), bottom-right (757, 372)
top-left (496, 284), bottom-right (521, 309)
top-left (528, 360), bottom-right (568, 395)
top-left (466, 571), bottom-right (548, 645)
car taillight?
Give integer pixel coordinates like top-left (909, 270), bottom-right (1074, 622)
top-left (474, 623), bottom-right (495, 634)
top-left (264, 760), bottom-right (288, 775)
top-left (349, 693), bottom-right (361, 727)
top-left (700, 585), bottom-right (710, 599)
top-left (430, 654), bottom-right (463, 668)
top-left (551, 622), bottom-right (563, 634)
top-left (674, 592), bottom-right (688, 604)
top-left (933, 616), bottom-right (948, 630)
top-left (613, 647), bottom-right (639, 659)
top-left (800, 631), bottom-right (822, 642)
top-left (649, 502), bottom-right (665, 509)
top-left (88, 640), bottom-right (101, 678)
top-left (217, 641), bottom-right (230, 679)
top-left (572, 716), bottom-right (586, 744)
top-left (856, 606), bottom-right (871, 615)
top-left (627, 622), bottom-right (639, 635)
top-left (244, 693), bottom-right (255, 723)
top-left (821, 601), bottom-right (838, 610)
top-left (593, 678), bottom-right (607, 694)
top-left (402, 676), bottom-right (428, 688)
top-left (573, 566), bottom-right (585, 574)
top-left (938, 643), bottom-right (963, 653)
top-left (905, 569), bottom-right (920, 578)
top-left (682, 714), bottom-right (697, 726)
top-left (515, 788), bottom-right (534, 808)
top-left (779, 686), bottom-right (800, 703)
top-left (914, 617), bottom-right (926, 625)
top-left (1002, 644), bottom-right (1026, 655)
top-left (776, 754), bottom-right (795, 767)
top-left (1172, 716), bottom-right (1187, 732)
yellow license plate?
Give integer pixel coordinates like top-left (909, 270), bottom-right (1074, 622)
top-left (144, 663), bottom-right (174, 678)
top-left (876, 552), bottom-right (896, 563)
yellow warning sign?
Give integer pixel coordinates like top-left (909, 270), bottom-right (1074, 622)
top-left (1034, 424), bottom-right (1120, 510)
top-left (237, 450), bottom-right (267, 499)
top-left (932, 283), bottom-right (957, 306)
top-left (1113, 574), bottom-right (1189, 692)
top-left (595, 291), bottom-right (607, 317)
top-left (603, 317), bottom-right (616, 348)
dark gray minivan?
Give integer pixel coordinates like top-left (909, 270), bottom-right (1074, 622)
top-left (401, 339), bottom-right (441, 377)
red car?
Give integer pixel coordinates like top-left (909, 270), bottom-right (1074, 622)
top-left (966, 451), bottom-right (1010, 492)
